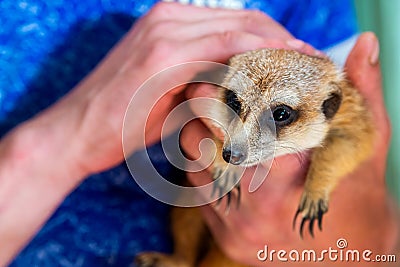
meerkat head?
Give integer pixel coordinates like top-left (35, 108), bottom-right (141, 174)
top-left (213, 49), bottom-right (343, 166)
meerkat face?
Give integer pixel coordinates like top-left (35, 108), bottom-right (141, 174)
top-left (213, 49), bottom-right (343, 166)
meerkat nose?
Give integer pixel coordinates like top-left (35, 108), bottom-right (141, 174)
top-left (222, 147), bottom-right (246, 165)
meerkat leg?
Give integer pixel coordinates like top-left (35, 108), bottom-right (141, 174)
top-left (294, 128), bottom-right (373, 237)
top-left (135, 207), bottom-right (210, 267)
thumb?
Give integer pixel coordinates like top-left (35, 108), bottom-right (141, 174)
top-left (344, 32), bottom-right (391, 152)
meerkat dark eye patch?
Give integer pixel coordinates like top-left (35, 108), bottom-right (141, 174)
top-left (271, 104), bottom-right (298, 128)
top-left (322, 92), bottom-right (342, 119)
top-left (224, 90), bottom-right (242, 115)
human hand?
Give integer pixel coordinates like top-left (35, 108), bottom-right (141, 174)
top-left (180, 32), bottom-right (398, 266)
top-left (54, 2), bottom-right (323, 178)
top-left (0, 3), bottom-right (326, 264)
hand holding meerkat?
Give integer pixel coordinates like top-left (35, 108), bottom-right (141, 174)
top-left (211, 48), bottom-right (374, 236)
top-left (135, 48), bottom-right (374, 267)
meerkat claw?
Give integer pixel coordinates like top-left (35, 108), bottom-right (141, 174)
top-left (294, 193), bottom-right (329, 238)
top-left (213, 187), bottom-right (240, 213)
top-left (212, 167), bottom-right (223, 180)
top-left (299, 217), bottom-right (307, 239)
top-left (317, 201), bottom-right (325, 231)
top-left (211, 181), bottom-right (223, 200)
top-left (309, 218), bottom-right (315, 238)
top-left (293, 208), bottom-right (301, 230)
top-left (226, 190), bottom-right (232, 210)
top-left (225, 184), bottom-right (241, 212)
top-left (235, 183), bottom-right (241, 209)
top-left (211, 165), bottom-right (242, 212)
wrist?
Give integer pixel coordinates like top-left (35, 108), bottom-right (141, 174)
top-left (4, 105), bottom-right (88, 187)
top-left (0, 110), bottom-right (87, 265)
top-left (2, 117), bottom-right (85, 189)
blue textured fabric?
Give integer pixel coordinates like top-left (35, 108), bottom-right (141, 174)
top-left (1, 1), bottom-right (357, 266)
top-left (244, 0), bottom-right (358, 49)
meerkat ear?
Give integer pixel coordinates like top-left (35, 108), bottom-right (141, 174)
top-left (322, 83), bottom-right (342, 119)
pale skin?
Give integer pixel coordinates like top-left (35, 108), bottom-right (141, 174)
top-left (0, 2), bottom-right (397, 267)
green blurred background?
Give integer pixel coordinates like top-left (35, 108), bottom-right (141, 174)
top-left (354, 0), bottom-right (400, 203)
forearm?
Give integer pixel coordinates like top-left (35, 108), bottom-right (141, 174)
top-left (0, 106), bottom-right (87, 266)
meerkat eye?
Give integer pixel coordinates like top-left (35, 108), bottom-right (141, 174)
top-left (225, 90), bottom-right (242, 114)
top-left (272, 105), bottom-right (297, 127)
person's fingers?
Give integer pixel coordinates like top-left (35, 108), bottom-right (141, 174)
top-left (179, 118), bottom-right (211, 162)
top-left (183, 83), bottom-right (225, 140)
top-left (146, 13), bottom-right (292, 41)
top-left (176, 33), bottom-right (278, 63)
top-left (179, 118), bottom-right (218, 174)
top-left (133, 35), bottom-right (294, 81)
top-left (345, 32), bottom-right (391, 155)
top-left (286, 39), bottom-right (325, 57)
top-left (179, 33), bottom-right (322, 64)
top-left (146, 2), bottom-right (289, 34)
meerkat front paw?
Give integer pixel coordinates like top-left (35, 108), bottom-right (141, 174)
top-left (135, 252), bottom-right (189, 267)
top-left (293, 191), bottom-right (329, 238)
top-left (212, 163), bottom-right (241, 210)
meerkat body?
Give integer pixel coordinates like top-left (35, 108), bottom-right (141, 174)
top-left (135, 49), bottom-right (374, 267)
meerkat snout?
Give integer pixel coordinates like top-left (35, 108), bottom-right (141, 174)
top-left (221, 126), bottom-right (250, 165)
top-left (222, 145), bottom-right (247, 165)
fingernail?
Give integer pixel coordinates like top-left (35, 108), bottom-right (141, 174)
top-left (369, 34), bottom-right (380, 66)
top-left (286, 39), bottom-right (306, 50)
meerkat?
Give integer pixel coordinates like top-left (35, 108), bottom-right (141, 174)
top-left (135, 49), bottom-right (374, 267)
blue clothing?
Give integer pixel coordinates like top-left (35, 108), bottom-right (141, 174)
top-left (1, 1), bottom-right (357, 266)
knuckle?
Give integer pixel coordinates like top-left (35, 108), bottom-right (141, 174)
top-left (152, 38), bottom-right (172, 54)
top-left (147, 2), bottom-right (177, 19)
top-left (249, 9), bottom-right (269, 20)
top-left (216, 31), bottom-right (238, 46)
top-left (145, 38), bottom-right (174, 63)
top-left (240, 9), bottom-right (270, 25)
top-left (146, 20), bottom-right (175, 41)
top-left (263, 38), bottom-right (288, 49)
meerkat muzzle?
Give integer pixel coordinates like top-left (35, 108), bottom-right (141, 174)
top-left (222, 146), bottom-right (247, 165)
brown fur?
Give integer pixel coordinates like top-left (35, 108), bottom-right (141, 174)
top-left (135, 49), bottom-right (374, 267)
